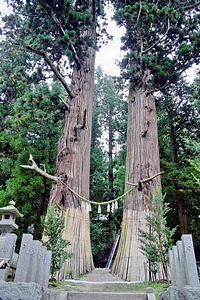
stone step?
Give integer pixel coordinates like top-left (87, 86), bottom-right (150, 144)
top-left (0, 282), bottom-right (152, 300)
top-left (51, 291), bottom-right (147, 300)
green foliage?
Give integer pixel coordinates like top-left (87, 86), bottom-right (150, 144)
top-left (112, 0), bottom-right (200, 89)
top-left (42, 204), bottom-right (72, 279)
top-left (157, 77), bottom-right (200, 244)
top-left (90, 222), bottom-right (105, 256)
top-left (188, 159), bottom-right (200, 187)
top-left (90, 67), bottom-right (127, 213)
top-left (139, 192), bottom-right (177, 281)
top-left (0, 0), bottom-right (107, 234)
top-left (0, 80), bottom-right (64, 239)
top-left (89, 68), bottom-right (127, 265)
top-left (1, 0), bottom-right (106, 78)
top-left (94, 67), bottom-right (127, 150)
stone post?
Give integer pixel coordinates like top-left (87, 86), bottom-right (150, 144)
top-left (35, 245), bottom-right (47, 286)
top-left (14, 234), bottom-right (33, 282)
top-left (0, 233), bottom-right (17, 280)
top-left (26, 240), bottom-right (42, 283)
top-left (43, 250), bottom-right (52, 288)
top-left (169, 249), bottom-right (175, 286)
top-left (176, 240), bottom-right (187, 286)
top-left (14, 234), bottom-right (52, 287)
top-left (172, 245), bottom-right (182, 286)
top-left (181, 234), bottom-right (199, 286)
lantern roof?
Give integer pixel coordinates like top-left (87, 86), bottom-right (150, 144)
top-left (0, 200), bottom-right (23, 218)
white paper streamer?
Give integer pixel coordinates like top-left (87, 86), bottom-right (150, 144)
top-left (111, 202), bottom-right (115, 213)
top-left (98, 205), bottom-right (101, 214)
top-left (115, 200), bottom-right (118, 210)
top-left (87, 203), bottom-right (92, 212)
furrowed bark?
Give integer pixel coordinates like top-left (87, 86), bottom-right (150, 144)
top-left (112, 75), bottom-right (161, 281)
top-left (48, 27), bottom-right (96, 277)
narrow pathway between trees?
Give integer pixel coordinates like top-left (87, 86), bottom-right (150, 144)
top-left (78, 268), bottom-right (126, 283)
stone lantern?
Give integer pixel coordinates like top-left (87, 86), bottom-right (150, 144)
top-left (0, 200), bottom-right (23, 236)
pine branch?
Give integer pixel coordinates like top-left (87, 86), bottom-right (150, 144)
top-left (26, 45), bottom-right (75, 99)
top-left (37, 0), bottom-right (81, 68)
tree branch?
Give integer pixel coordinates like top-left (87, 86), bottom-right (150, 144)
top-left (184, 1), bottom-right (200, 10)
top-left (37, 0), bottom-right (81, 68)
top-left (20, 154), bottom-right (60, 182)
top-left (142, 15), bottom-right (170, 54)
top-left (26, 45), bottom-right (75, 99)
top-left (56, 95), bottom-right (70, 111)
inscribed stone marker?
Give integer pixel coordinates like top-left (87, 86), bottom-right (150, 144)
top-left (14, 234), bottom-right (33, 282)
top-left (176, 240), bottom-right (187, 286)
top-left (181, 234), bottom-right (199, 286)
top-left (35, 245), bottom-right (46, 285)
top-left (27, 240), bottom-right (42, 283)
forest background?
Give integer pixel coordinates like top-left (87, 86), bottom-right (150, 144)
top-left (0, 0), bottom-right (199, 273)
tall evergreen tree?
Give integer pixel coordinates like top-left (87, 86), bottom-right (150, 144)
top-left (111, 0), bottom-right (200, 281)
top-left (94, 67), bottom-right (127, 199)
top-left (0, 73), bottom-right (63, 238)
top-left (0, 0), bottom-right (106, 276)
top-left (157, 76), bottom-right (200, 246)
top-left (90, 68), bottom-right (127, 266)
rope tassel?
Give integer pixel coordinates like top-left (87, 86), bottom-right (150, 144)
top-left (107, 203), bottom-right (110, 213)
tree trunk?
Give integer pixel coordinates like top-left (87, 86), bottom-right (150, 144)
top-left (112, 81), bottom-right (161, 281)
top-left (168, 115), bottom-right (188, 234)
top-left (169, 122), bottom-right (178, 164)
top-left (178, 196), bottom-right (188, 234)
top-left (48, 28), bottom-right (96, 277)
top-left (108, 104), bottom-right (114, 198)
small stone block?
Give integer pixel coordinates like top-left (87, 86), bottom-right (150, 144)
top-left (146, 287), bottom-right (154, 293)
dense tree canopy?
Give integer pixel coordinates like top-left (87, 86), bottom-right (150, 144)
top-left (157, 76), bottom-right (200, 247)
top-left (112, 0), bottom-right (200, 90)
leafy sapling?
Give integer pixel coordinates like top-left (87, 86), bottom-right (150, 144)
top-left (42, 204), bottom-right (72, 280)
top-left (139, 192), bottom-right (177, 282)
